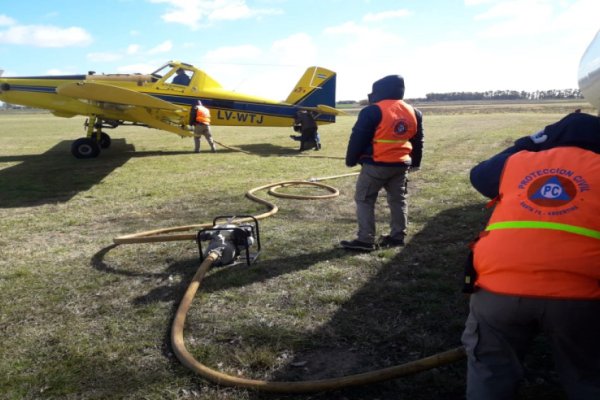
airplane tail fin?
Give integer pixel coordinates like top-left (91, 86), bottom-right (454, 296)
top-left (285, 66), bottom-right (336, 108)
top-left (0, 70), bottom-right (4, 77)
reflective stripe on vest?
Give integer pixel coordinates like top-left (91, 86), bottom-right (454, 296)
top-left (373, 139), bottom-right (408, 144)
top-left (486, 220), bottom-right (600, 240)
top-left (372, 100), bottom-right (417, 163)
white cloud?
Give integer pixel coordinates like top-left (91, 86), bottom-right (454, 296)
top-left (127, 44), bottom-right (140, 54)
top-left (322, 21), bottom-right (410, 99)
top-left (0, 14), bottom-right (15, 26)
top-left (363, 9), bottom-right (412, 22)
top-left (46, 68), bottom-right (76, 75)
top-left (0, 25), bottom-right (92, 47)
top-left (198, 33), bottom-right (317, 100)
top-left (271, 33), bottom-right (316, 65)
top-left (148, 0), bottom-right (282, 29)
top-left (147, 40), bottom-right (173, 54)
top-left (473, 0), bottom-right (554, 38)
top-left (324, 21), bottom-right (365, 35)
top-left (464, 0), bottom-right (494, 5)
top-left (469, 0), bottom-right (599, 41)
top-left (87, 52), bottom-right (123, 62)
top-left (208, 0), bottom-right (281, 21)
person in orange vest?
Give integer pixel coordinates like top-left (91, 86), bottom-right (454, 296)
top-left (192, 100), bottom-right (216, 153)
top-left (462, 111), bottom-right (600, 399)
top-left (340, 74), bottom-right (424, 251)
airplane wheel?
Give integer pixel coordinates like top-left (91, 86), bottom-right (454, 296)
top-left (99, 132), bottom-right (111, 149)
top-left (71, 137), bottom-right (101, 159)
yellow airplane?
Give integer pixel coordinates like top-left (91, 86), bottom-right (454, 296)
top-left (0, 61), bottom-right (341, 158)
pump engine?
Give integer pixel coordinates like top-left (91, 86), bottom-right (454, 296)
top-left (196, 215), bottom-right (261, 266)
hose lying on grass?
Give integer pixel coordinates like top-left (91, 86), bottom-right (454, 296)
top-left (113, 173), bottom-right (354, 244)
top-left (114, 171), bottom-right (467, 393)
top-left (171, 251), bottom-right (466, 393)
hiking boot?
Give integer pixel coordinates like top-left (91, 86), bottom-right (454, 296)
top-left (340, 239), bottom-right (376, 252)
top-left (378, 235), bottom-right (405, 248)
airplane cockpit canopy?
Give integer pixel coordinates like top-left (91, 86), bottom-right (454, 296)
top-left (151, 62), bottom-right (195, 85)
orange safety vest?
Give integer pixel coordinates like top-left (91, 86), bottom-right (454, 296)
top-left (473, 147), bottom-right (600, 299)
top-left (195, 105), bottom-right (211, 125)
top-left (372, 99), bottom-right (417, 163)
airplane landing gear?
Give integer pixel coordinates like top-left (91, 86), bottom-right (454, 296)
top-left (99, 132), bottom-right (111, 149)
top-left (71, 115), bottom-right (112, 158)
top-left (71, 137), bottom-right (100, 159)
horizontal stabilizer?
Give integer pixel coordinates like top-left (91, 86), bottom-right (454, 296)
top-left (315, 104), bottom-right (346, 115)
top-left (57, 82), bottom-right (180, 110)
top-left (299, 104), bottom-right (346, 116)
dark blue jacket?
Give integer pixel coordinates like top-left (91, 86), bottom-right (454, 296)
top-left (346, 75), bottom-right (424, 168)
top-left (470, 112), bottom-right (600, 198)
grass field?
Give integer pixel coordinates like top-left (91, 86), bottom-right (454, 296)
top-left (0, 101), bottom-right (593, 399)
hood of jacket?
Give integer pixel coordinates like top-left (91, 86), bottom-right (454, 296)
top-left (516, 111), bottom-right (600, 153)
top-left (368, 75), bottom-right (405, 103)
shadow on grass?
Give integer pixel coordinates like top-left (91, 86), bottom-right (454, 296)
top-left (0, 139), bottom-right (135, 208)
top-left (0, 139), bottom-right (339, 208)
top-left (91, 205), bottom-right (481, 398)
top-left (91, 243), bottom-right (350, 306)
top-left (256, 204), bottom-right (564, 400)
top-left (237, 204), bottom-right (481, 400)
top-left (234, 142), bottom-right (345, 161)
top-left (89, 203), bottom-right (562, 400)
top-left (91, 242), bottom-right (353, 366)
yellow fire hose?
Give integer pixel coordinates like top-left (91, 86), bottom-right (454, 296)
top-left (172, 251), bottom-right (466, 393)
top-left (113, 175), bottom-right (350, 244)
top-left (114, 172), bottom-right (467, 392)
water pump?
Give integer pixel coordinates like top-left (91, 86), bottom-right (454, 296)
top-left (196, 215), bottom-right (261, 266)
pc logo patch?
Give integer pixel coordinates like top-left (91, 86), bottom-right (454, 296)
top-left (393, 119), bottom-right (409, 136)
top-left (527, 175), bottom-right (577, 207)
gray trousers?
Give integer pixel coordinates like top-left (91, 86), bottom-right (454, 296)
top-left (354, 163), bottom-right (408, 243)
top-left (193, 123), bottom-right (215, 152)
top-left (462, 289), bottom-right (600, 399)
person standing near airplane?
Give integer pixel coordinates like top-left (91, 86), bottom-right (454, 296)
top-left (192, 101), bottom-right (216, 153)
top-left (340, 74), bottom-right (424, 251)
top-left (462, 111), bottom-right (600, 399)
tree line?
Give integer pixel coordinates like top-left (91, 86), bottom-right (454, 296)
top-left (339, 88), bottom-right (584, 106)
top-left (421, 88), bottom-right (582, 102)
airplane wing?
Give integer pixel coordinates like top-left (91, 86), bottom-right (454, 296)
top-left (56, 81), bottom-right (192, 137)
top-left (56, 82), bottom-right (180, 110)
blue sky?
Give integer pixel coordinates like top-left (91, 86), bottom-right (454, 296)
top-left (0, 0), bottom-right (598, 101)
